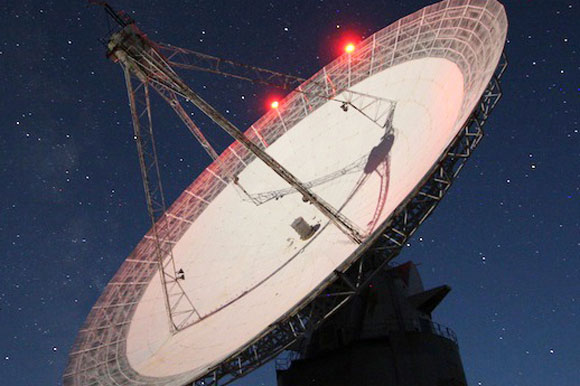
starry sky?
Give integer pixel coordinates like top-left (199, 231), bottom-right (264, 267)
top-left (0, 0), bottom-right (578, 385)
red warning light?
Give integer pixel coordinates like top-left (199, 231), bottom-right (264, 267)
top-left (344, 43), bottom-right (355, 53)
top-left (271, 100), bottom-right (279, 109)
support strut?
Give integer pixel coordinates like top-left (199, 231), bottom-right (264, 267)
top-left (108, 24), bottom-right (364, 244)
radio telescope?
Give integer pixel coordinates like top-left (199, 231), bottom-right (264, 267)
top-left (64, 0), bottom-right (507, 385)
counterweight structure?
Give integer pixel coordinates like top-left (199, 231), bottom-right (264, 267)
top-left (64, 1), bottom-right (508, 385)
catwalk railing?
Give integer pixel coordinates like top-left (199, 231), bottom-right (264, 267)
top-left (274, 318), bottom-right (458, 371)
top-left (358, 318), bottom-right (459, 344)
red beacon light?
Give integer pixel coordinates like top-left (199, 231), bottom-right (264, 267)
top-left (271, 100), bottom-right (280, 109)
top-left (344, 43), bottom-right (355, 54)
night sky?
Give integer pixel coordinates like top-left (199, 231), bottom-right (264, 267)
top-left (1, 0), bottom-right (578, 385)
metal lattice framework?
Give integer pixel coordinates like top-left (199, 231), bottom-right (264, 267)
top-left (64, 1), bottom-right (508, 385)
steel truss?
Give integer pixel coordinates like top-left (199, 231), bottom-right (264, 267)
top-left (110, 22), bottom-right (365, 245)
top-left (109, 21), bottom-right (370, 331)
top-left (158, 43), bottom-right (396, 109)
top-left (187, 52), bottom-right (507, 386)
top-left (65, 1), bottom-right (508, 384)
top-left (123, 69), bottom-right (202, 332)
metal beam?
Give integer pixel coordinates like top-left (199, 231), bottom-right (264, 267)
top-left (109, 25), bottom-right (365, 244)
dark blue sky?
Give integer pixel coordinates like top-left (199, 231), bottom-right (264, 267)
top-left (0, 1), bottom-right (578, 385)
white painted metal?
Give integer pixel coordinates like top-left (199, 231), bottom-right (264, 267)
top-left (129, 57), bottom-right (465, 377)
top-left (64, 1), bottom-right (507, 384)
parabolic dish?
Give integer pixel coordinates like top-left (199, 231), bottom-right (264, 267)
top-left (64, 0), bottom-right (507, 385)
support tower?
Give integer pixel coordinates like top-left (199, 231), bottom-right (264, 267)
top-left (277, 262), bottom-right (466, 386)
